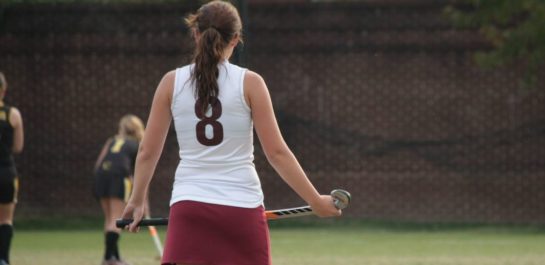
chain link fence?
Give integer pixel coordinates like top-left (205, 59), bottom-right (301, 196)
top-left (1, 1), bottom-right (544, 223)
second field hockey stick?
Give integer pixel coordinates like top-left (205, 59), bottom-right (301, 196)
top-left (143, 199), bottom-right (163, 258)
top-left (116, 189), bottom-right (351, 227)
top-left (145, 214), bottom-right (164, 258)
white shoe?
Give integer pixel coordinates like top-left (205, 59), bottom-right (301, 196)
top-left (116, 260), bottom-right (132, 265)
top-left (101, 258), bottom-right (118, 265)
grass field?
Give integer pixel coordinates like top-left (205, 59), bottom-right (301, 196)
top-left (10, 221), bottom-right (545, 265)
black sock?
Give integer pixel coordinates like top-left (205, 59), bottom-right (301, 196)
top-left (104, 231), bottom-right (120, 260)
top-left (0, 224), bottom-right (13, 264)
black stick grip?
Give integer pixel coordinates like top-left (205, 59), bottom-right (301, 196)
top-left (116, 218), bottom-right (168, 228)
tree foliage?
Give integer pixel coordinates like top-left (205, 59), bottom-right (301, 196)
top-left (446, 0), bottom-right (545, 87)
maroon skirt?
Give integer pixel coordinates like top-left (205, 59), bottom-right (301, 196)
top-left (162, 201), bottom-right (271, 265)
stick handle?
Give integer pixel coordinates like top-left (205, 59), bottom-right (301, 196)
top-left (116, 218), bottom-right (168, 228)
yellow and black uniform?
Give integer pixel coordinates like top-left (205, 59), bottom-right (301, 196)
top-left (94, 137), bottom-right (138, 202)
top-left (0, 104), bottom-right (18, 204)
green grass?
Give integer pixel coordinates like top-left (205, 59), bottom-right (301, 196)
top-left (10, 221), bottom-right (545, 265)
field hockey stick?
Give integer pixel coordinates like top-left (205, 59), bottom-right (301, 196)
top-left (116, 189), bottom-right (351, 227)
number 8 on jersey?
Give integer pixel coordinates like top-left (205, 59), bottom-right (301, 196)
top-left (195, 97), bottom-right (224, 146)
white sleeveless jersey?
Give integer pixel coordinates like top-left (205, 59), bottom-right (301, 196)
top-left (169, 61), bottom-right (264, 208)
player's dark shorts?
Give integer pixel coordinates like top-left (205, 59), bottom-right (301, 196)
top-left (0, 166), bottom-right (18, 204)
top-left (162, 201), bottom-right (271, 265)
top-left (93, 173), bottom-right (132, 202)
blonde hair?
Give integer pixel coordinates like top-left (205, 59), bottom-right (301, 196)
top-left (118, 114), bottom-right (145, 142)
top-left (0, 72), bottom-right (6, 95)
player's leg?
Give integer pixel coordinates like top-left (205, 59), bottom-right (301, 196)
top-left (101, 197), bottom-right (125, 262)
top-left (0, 203), bottom-right (15, 265)
top-left (100, 198), bottom-right (112, 231)
top-left (98, 172), bottom-right (131, 264)
top-left (100, 197), bottom-right (119, 264)
top-left (97, 172), bottom-right (115, 265)
top-left (107, 198), bottom-right (125, 260)
top-left (104, 198), bottom-right (126, 232)
top-left (105, 176), bottom-right (132, 265)
top-left (0, 175), bottom-right (17, 265)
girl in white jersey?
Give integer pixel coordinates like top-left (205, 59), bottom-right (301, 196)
top-left (122, 1), bottom-right (341, 264)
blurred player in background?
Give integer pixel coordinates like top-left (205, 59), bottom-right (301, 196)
top-left (94, 114), bottom-right (144, 265)
top-left (121, 1), bottom-right (341, 265)
top-left (0, 72), bottom-right (24, 265)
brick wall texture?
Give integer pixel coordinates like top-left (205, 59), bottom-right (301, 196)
top-left (1, 1), bottom-right (544, 223)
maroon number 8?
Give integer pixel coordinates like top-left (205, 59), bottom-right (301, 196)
top-left (195, 97), bottom-right (224, 146)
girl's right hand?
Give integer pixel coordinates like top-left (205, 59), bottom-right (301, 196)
top-left (309, 195), bottom-right (342, 218)
top-left (121, 200), bottom-right (146, 233)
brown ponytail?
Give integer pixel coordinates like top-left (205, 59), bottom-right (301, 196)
top-left (185, 1), bottom-right (242, 115)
